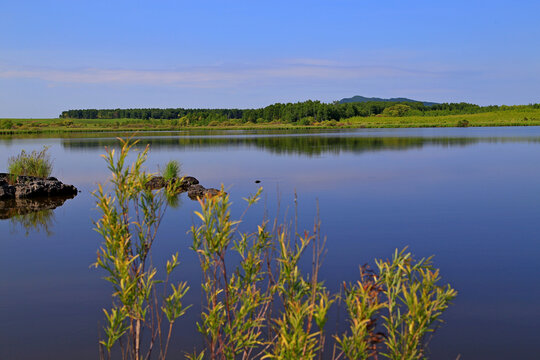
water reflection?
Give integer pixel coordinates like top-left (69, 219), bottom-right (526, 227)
top-left (166, 192), bottom-right (183, 209)
top-left (2, 128), bottom-right (540, 359)
top-left (61, 134), bottom-right (540, 156)
top-left (0, 195), bottom-right (75, 236)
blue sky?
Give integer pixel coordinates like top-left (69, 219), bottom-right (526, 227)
top-left (1, 0), bottom-right (539, 117)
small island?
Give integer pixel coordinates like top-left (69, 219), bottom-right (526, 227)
top-left (0, 173), bottom-right (78, 199)
top-left (146, 175), bottom-right (222, 200)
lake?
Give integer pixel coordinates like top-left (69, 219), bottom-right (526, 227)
top-left (1, 127), bottom-right (540, 359)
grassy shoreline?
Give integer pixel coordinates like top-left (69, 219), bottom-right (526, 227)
top-left (2, 109), bottom-right (540, 135)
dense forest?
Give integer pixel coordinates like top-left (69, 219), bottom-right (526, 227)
top-left (60, 101), bottom-right (540, 126)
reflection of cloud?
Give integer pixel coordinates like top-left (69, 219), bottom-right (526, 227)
top-left (0, 60), bottom-right (448, 87)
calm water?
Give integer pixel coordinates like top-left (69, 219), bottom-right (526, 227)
top-left (1, 127), bottom-right (540, 359)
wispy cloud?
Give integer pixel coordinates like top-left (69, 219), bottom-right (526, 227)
top-left (0, 60), bottom-right (449, 87)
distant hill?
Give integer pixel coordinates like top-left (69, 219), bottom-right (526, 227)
top-left (338, 96), bottom-right (439, 106)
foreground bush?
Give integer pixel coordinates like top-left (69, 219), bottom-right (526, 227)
top-left (94, 139), bottom-right (457, 360)
top-left (8, 146), bottom-right (53, 179)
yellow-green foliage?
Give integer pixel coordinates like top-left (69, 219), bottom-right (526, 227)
top-left (95, 139), bottom-right (457, 360)
top-left (93, 138), bottom-right (188, 360)
top-left (190, 193), bottom-right (456, 360)
top-left (8, 146), bottom-right (53, 178)
top-left (382, 104), bottom-right (412, 117)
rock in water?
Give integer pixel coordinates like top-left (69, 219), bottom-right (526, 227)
top-left (187, 184), bottom-right (206, 199)
top-left (0, 173), bottom-right (78, 200)
top-left (146, 175), bottom-right (200, 191)
top-left (145, 175), bottom-right (221, 200)
top-left (176, 176), bottom-right (199, 190)
top-left (146, 176), bottom-right (166, 190)
top-left (187, 185), bottom-right (222, 200)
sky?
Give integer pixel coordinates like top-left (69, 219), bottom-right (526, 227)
top-left (1, 0), bottom-right (540, 118)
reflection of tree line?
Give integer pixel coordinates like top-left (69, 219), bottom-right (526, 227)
top-left (62, 136), bottom-right (540, 156)
top-left (0, 196), bottom-right (73, 236)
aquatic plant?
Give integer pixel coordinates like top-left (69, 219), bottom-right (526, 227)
top-left (162, 160), bottom-right (181, 182)
top-left (8, 146), bottom-right (53, 179)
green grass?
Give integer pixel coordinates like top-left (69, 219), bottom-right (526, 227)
top-left (8, 146), bottom-right (53, 178)
top-left (2, 108), bottom-right (540, 135)
top-left (161, 160), bottom-right (181, 181)
top-left (345, 108), bottom-right (540, 128)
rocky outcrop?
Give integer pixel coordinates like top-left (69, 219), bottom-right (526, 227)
top-left (147, 175), bottom-right (222, 200)
top-left (0, 173), bottom-right (78, 200)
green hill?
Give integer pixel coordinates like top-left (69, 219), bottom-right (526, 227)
top-left (338, 96), bottom-right (439, 106)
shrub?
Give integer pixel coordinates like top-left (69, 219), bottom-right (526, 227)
top-left (190, 196), bottom-right (457, 360)
top-left (8, 146), bottom-right (53, 179)
top-left (0, 119), bottom-right (13, 129)
top-left (94, 139), bottom-right (457, 360)
top-left (321, 120), bottom-right (338, 127)
top-left (94, 139), bottom-right (187, 360)
top-left (457, 119), bottom-right (470, 127)
top-left (299, 116), bottom-right (315, 126)
top-left (382, 104), bottom-right (412, 117)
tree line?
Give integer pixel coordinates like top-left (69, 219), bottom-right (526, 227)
top-left (60, 100), bottom-right (540, 125)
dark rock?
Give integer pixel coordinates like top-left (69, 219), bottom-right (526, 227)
top-left (205, 188), bottom-right (221, 197)
top-left (146, 175), bottom-right (221, 201)
top-left (146, 176), bottom-right (166, 190)
top-left (0, 181), bottom-right (16, 199)
top-left (176, 176), bottom-right (199, 190)
top-left (0, 173), bottom-right (78, 200)
top-left (187, 184), bottom-right (223, 200)
top-left (187, 184), bottom-right (206, 199)
top-left (147, 175), bottom-right (199, 191)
